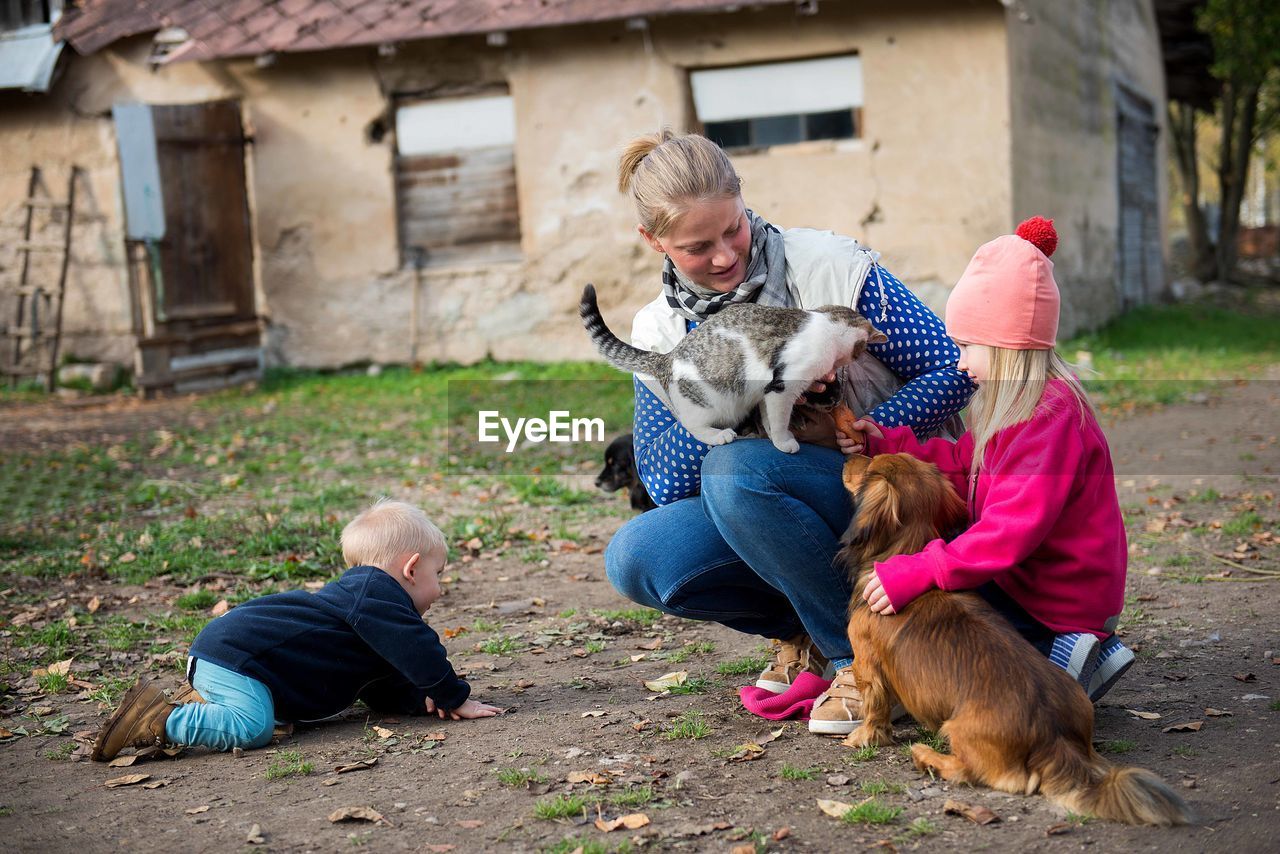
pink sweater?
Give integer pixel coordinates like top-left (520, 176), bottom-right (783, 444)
top-left (866, 379), bottom-right (1126, 637)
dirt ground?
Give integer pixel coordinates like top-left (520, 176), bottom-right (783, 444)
top-left (2, 380), bottom-right (1278, 853)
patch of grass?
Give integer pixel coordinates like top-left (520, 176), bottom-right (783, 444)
top-left (472, 618), bottom-right (502, 633)
top-left (779, 764), bottom-right (818, 781)
top-left (558, 609), bottom-right (576, 619)
top-left (1222, 510), bottom-right (1263, 536)
top-left (44, 741), bottom-right (76, 761)
top-left (597, 607), bottom-right (661, 627)
top-left (584, 640), bottom-right (606, 655)
top-left (609, 784), bottom-right (657, 808)
top-left (911, 727), bottom-right (947, 753)
top-left (904, 817), bottom-right (938, 837)
top-left (1065, 811), bottom-right (1094, 826)
top-left (496, 767), bottom-right (547, 787)
top-left (846, 744), bottom-right (879, 762)
top-left (1166, 553), bottom-right (1196, 567)
top-left (666, 676), bottom-right (715, 696)
top-left (479, 635), bottom-right (524, 656)
top-left (840, 798), bottom-right (904, 825)
top-left (264, 749), bottom-right (314, 780)
top-left (1268, 700), bottom-right (1280, 712)
top-left (1172, 745), bottom-right (1200, 758)
top-left (1097, 739), bottom-right (1137, 754)
top-left (662, 710), bottom-right (710, 740)
top-left (542, 838), bottom-right (611, 854)
top-left (175, 589), bottom-right (220, 611)
top-left (99, 619), bottom-right (148, 651)
top-left (508, 477), bottom-right (594, 507)
top-left (87, 676), bottom-right (134, 707)
top-left (716, 656), bottom-right (770, 677)
top-left (1189, 487), bottom-right (1221, 503)
top-left (861, 780), bottom-right (906, 795)
top-left (532, 793), bottom-right (589, 821)
top-left (35, 672), bottom-right (69, 694)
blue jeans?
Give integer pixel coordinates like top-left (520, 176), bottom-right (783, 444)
top-left (605, 439), bottom-right (856, 659)
top-left (166, 659), bottom-right (276, 752)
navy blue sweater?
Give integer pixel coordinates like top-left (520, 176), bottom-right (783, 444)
top-left (190, 565), bottom-right (470, 722)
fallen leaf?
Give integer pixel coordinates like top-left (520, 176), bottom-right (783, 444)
top-left (423, 846), bottom-right (455, 853)
top-left (753, 727), bottom-right (785, 745)
top-left (1162, 720), bottom-right (1204, 733)
top-left (323, 778), bottom-right (341, 787)
top-left (442, 626), bottom-right (468, 639)
top-left (826, 774), bottom-right (851, 786)
top-left (817, 799), bottom-right (854, 819)
top-left (1233, 672), bottom-right (1256, 682)
top-left (185, 805), bottom-right (209, 815)
top-left (725, 742), bottom-right (766, 762)
top-left (87, 596), bottom-right (101, 614)
top-left (637, 638), bottom-right (663, 651)
top-left (944, 798), bottom-right (1001, 825)
top-left (33, 658), bottom-right (74, 678)
top-left (246, 824), bottom-right (264, 844)
top-left (643, 671), bottom-right (688, 692)
top-left (1204, 708), bottom-right (1232, 717)
top-left (730, 847), bottom-right (755, 854)
top-left (328, 806), bottom-right (385, 824)
top-left (334, 758), bottom-right (378, 774)
top-left (1045, 822), bottom-right (1073, 836)
top-left (773, 826), bottom-right (791, 841)
top-left (567, 771), bottom-right (610, 785)
top-left (631, 719), bottom-right (651, 732)
top-left (455, 819), bottom-right (484, 829)
top-left (108, 755), bottom-right (143, 768)
top-left (142, 779), bottom-right (169, 789)
top-left (372, 726), bottom-right (394, 739)
top-left (1125, 709), bottom-right (1162, 720)
top-left (581, 710), bottom-right (606, 718)
top-left (0, 727), bottom-right (12, 738)
top-left (595, 813), bottom-right (650, 832)
top-left (104, 773), bottom-right (151, 788)
top-left (630, 654), bottom-right (646, 662)
top-left (116, 552), bottom-right (137, 564)
top-left (209, 600), bottom-right (229, 617)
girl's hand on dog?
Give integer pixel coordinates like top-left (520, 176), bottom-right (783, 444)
top-left (862, 571), bottom-right (896, 615)
top-left (837, 417), bottom-right (884, 456)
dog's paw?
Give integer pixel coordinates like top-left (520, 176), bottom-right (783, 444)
top-left (842, 724), bottom-right (892, 749)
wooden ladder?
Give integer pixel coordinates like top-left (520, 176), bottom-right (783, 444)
top-left (3, 165), bottom-right (79, 391)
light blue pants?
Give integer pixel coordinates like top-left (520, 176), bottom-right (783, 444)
top-left (166, 659), bottom-right (275, 751)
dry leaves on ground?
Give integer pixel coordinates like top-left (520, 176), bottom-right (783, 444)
top-left (104, 773), bottom-right (150, 788)
top-left (595, 813), bottom-right (650, 832)
top-left (944, 798), bottom-right (1001, 825)
top-left (328, 807), bottom-right (387, 825)
top-left (1162, 720), bottom-right (1204, 733)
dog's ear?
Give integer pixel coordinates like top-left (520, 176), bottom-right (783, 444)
top-left (936, 481), bottom-right (969, 540)
top-left (841, 454), bottom-right (872, 494)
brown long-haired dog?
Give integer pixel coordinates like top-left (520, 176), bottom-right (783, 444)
top-left (839, 453), bottom-right (1191, 826)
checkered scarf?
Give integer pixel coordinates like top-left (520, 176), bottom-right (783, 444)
top-left (661, 210), bottom-right (790, 322)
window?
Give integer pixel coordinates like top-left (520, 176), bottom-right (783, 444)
top-left (394, 92), bottom-right (520, 266)
top-left (691, 55), bottom-right (863, 150)
top-left (1, 0), bottom-right (61, 31)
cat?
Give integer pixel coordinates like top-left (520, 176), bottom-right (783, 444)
top-left (579, 284), bottom-right (886, 454)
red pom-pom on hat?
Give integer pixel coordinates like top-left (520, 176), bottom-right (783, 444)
top-left (1014, 216), bottom-right (1057, 258)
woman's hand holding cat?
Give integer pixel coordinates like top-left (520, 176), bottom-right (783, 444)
top-left (836, 417), bottom-right (884, 456)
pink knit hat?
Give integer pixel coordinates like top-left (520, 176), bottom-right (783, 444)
top-left (945, 217), bottom-right (1060, 350)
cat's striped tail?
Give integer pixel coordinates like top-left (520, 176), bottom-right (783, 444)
top-left (579, 284), bottom-right (666, 376)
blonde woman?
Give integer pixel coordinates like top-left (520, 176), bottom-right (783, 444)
top-left (849, 217), bottom-right (1135, 703)
top-left (604, 130), bottom-right (972, 735)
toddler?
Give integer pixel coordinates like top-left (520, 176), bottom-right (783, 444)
top-left (93, 499), bottom-right (500, 760)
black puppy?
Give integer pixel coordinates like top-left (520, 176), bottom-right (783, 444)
top-left (596, 434), bottom-right (656, 512)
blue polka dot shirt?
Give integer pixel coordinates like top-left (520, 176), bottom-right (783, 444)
top-left (633, 263), bottom-right (974, 505)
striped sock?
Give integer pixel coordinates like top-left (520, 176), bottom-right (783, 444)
top-left (1048, 632), bottom-right (1101, 691)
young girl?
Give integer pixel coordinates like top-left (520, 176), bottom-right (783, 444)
top-left (845, 217), bottom-right (1134, 702)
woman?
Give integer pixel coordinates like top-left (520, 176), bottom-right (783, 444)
top-left (604, 130), bottom-right (972, 734)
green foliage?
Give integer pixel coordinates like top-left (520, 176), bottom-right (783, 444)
top-left (662, 710), bottom-right (710, 740)
top-left (1198, 0), bottom-right (1280, 87)
top-left (840, 798), bottom-right (904, 825)
top-left (264, 750), bottom-right (314, 780)
top-left (176, 589), bottom-right (220, 611)
top-left (532, 794), bottom-right (589, 820)
top-left (905, 817), bottom-right (938, 837)
top-left (665, 676), bottom-right (715, 696)
top-left (496, 767), bottom-right (547, 787)
top-left (609, 784), bottom-right (657, 808)
top-left (1097, 739), bottom-right (1137, 755)
top-left (860, 780), bottom-right (906, 795)
top-left (846, 745), bottom-right (879, 763)
top-left (1222, 510), bottom-right (1264, 535)
top-left (35, 671), bottom-right (69, 694)
top-left (478, 635), bottom-right (524, 656)
top-left (44, 741), bottom-right (76, 761)
top-left (597, 608), bottom-right (661, 626)
top-left (716, 656), bottom-right (770, 676)
top-left (779, 765), bottom-right (818, 781)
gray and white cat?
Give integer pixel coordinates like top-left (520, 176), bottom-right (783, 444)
top-left (579, 284), bottom-right (886, 454)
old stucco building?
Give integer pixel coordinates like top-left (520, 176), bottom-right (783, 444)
top-left (0, 0), bottom-right (1169, 388)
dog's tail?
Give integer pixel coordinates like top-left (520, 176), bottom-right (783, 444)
top-left (580, 284), bottom-right (667, 377)
top-left (1039, 741), bottom-right (1192, 826)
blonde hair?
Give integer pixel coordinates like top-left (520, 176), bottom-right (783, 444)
top-left (618, 129), bottom-right (742, 237)
top-left (341, 498), bottom-right (445, 569)
top-left (968, 347), bottom-right (1094, 475)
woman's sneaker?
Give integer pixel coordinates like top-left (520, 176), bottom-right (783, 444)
top-left (1048, 632), bottom-right (1101, 693)
top-left (755, 634), bottom-right (829, 694)
top-left (1087, 635), bottom-right (1135, 703)
top-left (809, 665), bottom-right (906, 735)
